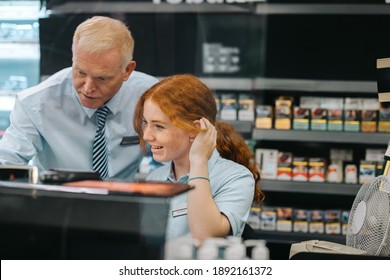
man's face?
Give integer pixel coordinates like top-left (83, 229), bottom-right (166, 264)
top-left (72, 46), bottom-right (134, 109)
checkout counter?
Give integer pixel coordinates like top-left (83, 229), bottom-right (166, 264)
top-left (0, 179), bottom-right (190, 259)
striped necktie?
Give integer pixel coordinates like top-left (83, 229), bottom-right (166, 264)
top-left (92, 106), bottom-right (109, 179)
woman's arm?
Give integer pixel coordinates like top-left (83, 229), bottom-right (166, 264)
top-left (187, 118), bottom-right (231, 240)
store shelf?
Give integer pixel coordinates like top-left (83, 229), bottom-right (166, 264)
top-left (224, 120), bottom-right (253, 135)
top-left (49, 2), bottom-right (253, 14)
top-left (252, 129), bottom-right (390, 145)
top-left (261, 179), bottom-right (360, 196)
top-left (253, 78), bottom-right (376, 93)
top-left (255, 3), bottom-right (390, 15)
top-left (253, 230), bottom-right (346, 245)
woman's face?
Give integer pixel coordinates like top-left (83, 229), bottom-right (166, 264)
top-left (142, 99), bottom-right (192, 167)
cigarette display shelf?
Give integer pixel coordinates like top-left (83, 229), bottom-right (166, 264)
top-left (252, 230), bottom-right (345, 245)
top-left (261, 179), bottom-right (360, 196)
top-left (252, 129), bottom-right (390, 145)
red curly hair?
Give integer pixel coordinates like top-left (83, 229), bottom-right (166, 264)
top-left (133, 74), bottom-right (264, 203)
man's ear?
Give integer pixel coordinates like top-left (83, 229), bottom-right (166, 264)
top-left (123, 61), bottom-right (136, 81)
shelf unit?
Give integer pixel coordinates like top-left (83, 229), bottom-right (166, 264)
top-left (253, 129), bottom-right (390, 145)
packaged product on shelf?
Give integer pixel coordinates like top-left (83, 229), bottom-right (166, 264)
top-left (300, 96), bottom-right (321, 109)
top-left (378, 107), bottom-right (390, 132)
top-left (277, 152), bottom-right (293, 180)
top-left (238, 93), bottom-right (255, 121)
top-left (260, 207), bottom-right (277, 231)
top-left (324, 210), bottom-right (341, 235)
top-left (376, 162), bottom-right (383, 176)
top-left (359, 160), bottom-right (376, 184)
top-left (308, 158), bottom-right (326, 182)
top-left (292, 107), bottom-right (310, 130)
top-left (359, 97), bottom-right (380, 123)
top-left (274, 96), bottom-right (293, 130)
top-left (220, 93), bottom-right (237, 121)
top-left (256, 148), bottom-right (278, 179)
top-left (344, 109), bottom-right (361, 132)
top-left (344, 164), bottom-right (358, 184)
top-left (361, 110), bottom-right (378, 132)
top-left (321, 97), bottom-right (344, 131)
top-left (310, 108), bottom-right (327, 131)
top-left (293, 209), bottom-right (309, 233)
top-left (247, 206), bottom-right (261, 230)
top-left (292, 156), bottom-right (308, 181)
top-left (365, 149), bottom-right (385, 176)
top-left (327, 162), bottom-right (343, 183)
top-left (327, 109), bottom-right (343, 131)
top-left (276, 207), bottom-right (293, 232)
top-left (309, 210), bottom-right (325, 234)
top-left (327, 149), bottom-right (353, 183)
top-left (255, 105), bottom-right (273, 129)
top-left (341, 210), bottom-right (350, 235)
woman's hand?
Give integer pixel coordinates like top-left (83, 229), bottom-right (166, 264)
top-left (189, 118), bottom-right (216, 165)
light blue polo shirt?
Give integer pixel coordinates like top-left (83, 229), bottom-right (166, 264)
top-left (147, 149), bottom-right (254, 240)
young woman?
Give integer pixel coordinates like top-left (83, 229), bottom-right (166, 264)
top-left (134, 74), bottom-right (264, 240)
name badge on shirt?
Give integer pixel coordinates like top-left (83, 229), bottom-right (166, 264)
top-left (172, 203), bottom-right (187, 218)
top-left (120, 136), bottom-right (140, 146)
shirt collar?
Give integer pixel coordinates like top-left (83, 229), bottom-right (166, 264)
top-left (165, 149), bottom-right (220, 183)
top-left (73, 83), bottom-right (125, 118)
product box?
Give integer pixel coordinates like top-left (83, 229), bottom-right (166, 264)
top-left (376, 162), bottom-right (383, 176)
top-left (292, 157), bottom-right (308, 181)
top-left (277, 152), bottom-right (293, 180)
top-left (300, 96), bottom-right (321, 110)
top-left (344, 164), bottom-right (358, 184)
top-left (327, 109), bottom-right (343, 131)
top-left (293, 209), bottom-right (309, 233)
top-left (361, 110), bottom-right (378, 132)
top-left (255, 105), bottom-right (273, 129)
top-left (321, 97), bottom-right (344, 131)
top-left (238, 94), bottom-right (255, 121)
top-left (293, 107), bottom-right (310, 130)
top-left (308, 158), bottom-right (326, 182)
top-left (256, 149), bottom-right (278, 179)
top-left (341, 210), bottom-right (350, 235)
top-left (309, 210), bottom-right (324, 234)
top-left (311, 108), bottom-right (327, 131)
top-left (324, 210), bottom-right (341, 235)
top-left (274, 96), bottom-right (293, 130)
top-left (359, 160), bottom-right (376, 184)
top-left (276, 207), bottom-right (293, 232)
top-left (260, 207), bottom-right (277, 231)
top-left (344, 109), bottom-right (361, 132)
top-left (220, 93), bottom-right (237, 121)
top-left (327, 162), bottom-right (343, 183)
top-left (247, 206), bottom-right (261, 230)
top-left (378, 107), bottom-right (390, 132)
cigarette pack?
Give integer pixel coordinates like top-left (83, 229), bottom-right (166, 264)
top-left (293, 209), bottom-right (309, 233)
top-left (276, 207), bottom-right (293, 232)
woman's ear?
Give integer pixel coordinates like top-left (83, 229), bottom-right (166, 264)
top-left (189, 119), bottom-right (201, 139)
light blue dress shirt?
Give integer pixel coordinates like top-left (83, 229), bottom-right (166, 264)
top-left (147, 149), bottom-right (255, 240)
top-left (0, 67), bottom-right (158, 180)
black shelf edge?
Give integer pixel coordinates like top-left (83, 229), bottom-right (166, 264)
top-left (253, 230), bottom-right (346, 245)
top-left (252, 129), bottom-right (390, 145)
top-left (261, 179), bottom-right (361, 196)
